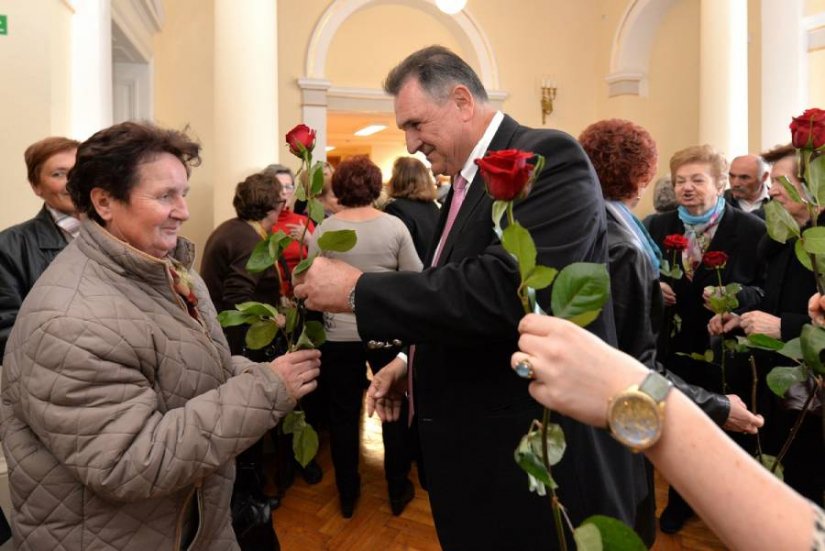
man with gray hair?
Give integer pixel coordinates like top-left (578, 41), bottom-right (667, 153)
top-left (725, 154), bottom-right (770, 218)
top-left (294, 45), bottom-right (647, 549)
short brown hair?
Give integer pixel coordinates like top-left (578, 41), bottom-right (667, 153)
top-left (578, 119), bottom-right (658, 201)
top-left (388, 157), bottom-right (437, 201)
top-left (68, 121), bottom-right (201, 224)
top-left (332, 156), bottom-right (382, 207)
top-left (669, 144), bottom-right (727, 189)
top-left (233, 172), bottom-right (283, 221)
top-left (761, 144), bottom-right (796, 165)
top-left (24, 136), bottom-right (80, 186)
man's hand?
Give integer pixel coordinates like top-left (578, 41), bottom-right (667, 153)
top-left (660, 281), bottom-right (677, 306)
top-left (269, 349), bottom-right (322, 401)
top-left (366, 357), bottom-right (408, 423)
top-left (293, 257), bottom-right (363, 313)
top-left (722, 394), bottom-right (764, 434)
top-left (708, 312), bottom-right (741, 336)
top-left (809, 292), bottom-right (825, 326)
top-left (738, 311), bottom-right (781, 338)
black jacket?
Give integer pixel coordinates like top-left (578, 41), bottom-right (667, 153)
top-left (353, 115), bottom-right (647, 550)
top-left (383, 197), bottom-right (440, 263)
top-left (0, 206), bottom-right (69, 358)
top-left (607, 207), bottom-right (729, 425)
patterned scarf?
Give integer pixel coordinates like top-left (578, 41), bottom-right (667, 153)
top-left (167, 258), bottom-right (202, 323)
top-left (677, 196), bottom-right (726, 280)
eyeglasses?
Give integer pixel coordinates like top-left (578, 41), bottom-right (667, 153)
top-left (282, 184), bottom-right (296, 191)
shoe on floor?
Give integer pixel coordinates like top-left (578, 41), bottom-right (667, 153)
top-left (659, 501), bottom-right (693, 534)
top-left (340, 488), bottom-right (361, 519)
top-left (389, 480), bottom-right (415, 516)
top-left (299, 459), bottom-right (323, 485)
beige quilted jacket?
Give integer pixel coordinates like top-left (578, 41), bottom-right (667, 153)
top-left (1, 220), bottom-right (296, 550)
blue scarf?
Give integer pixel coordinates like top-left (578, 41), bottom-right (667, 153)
top-left (677, 196), bottom-right (726, 280)
top-left (677, 196), bottom-right (726, 226)
top-left (609, 201), bottom-right (661, 277)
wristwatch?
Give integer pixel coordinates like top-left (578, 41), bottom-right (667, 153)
top-left (347, 286), bottom-right (356, 313)
top-left (607, 371), bottom-right (673, 452)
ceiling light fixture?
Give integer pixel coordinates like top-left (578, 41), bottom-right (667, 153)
top-left (326, 145), bottom-right (336, 152)
top-left (436, 0), bottom-right (467, 15)
top-left (354, 124), bottom-right (387, 137)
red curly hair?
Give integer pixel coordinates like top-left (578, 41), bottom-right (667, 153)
top-left (578, 119), bottom-right (658, 201)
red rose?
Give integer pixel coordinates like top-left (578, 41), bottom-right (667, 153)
top-left (474, 149), bottom-right (536, 201)
top-left (702, 251), bottom-right (728, 269)
top-left (663, 234), bottom-right (689, 251)
top-left (789, 108), bottom-right (825, 150)
top-left (286, 124), bottom-right (316, 157)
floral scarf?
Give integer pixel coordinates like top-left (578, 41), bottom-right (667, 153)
top-left (167, 258), bottom-right (202, 323)
top-left (677, 196), bottom-right (726, 280)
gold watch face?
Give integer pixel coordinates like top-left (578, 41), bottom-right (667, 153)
top-left (608, 391), bottom-right (663, 451)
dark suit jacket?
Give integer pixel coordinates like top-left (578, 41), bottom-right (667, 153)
top-left (0, 206), bottom-right (68, 359)
top-left (647, 206), bottom-right (766, 392)
top-left (383, 197), bottom-right (440, 262)
top-left (723, 188), bottom-right (767, 219)
top-left (355, 115), bottom-right (646, 550)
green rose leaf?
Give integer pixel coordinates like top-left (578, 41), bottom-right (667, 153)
top-left (779, 337), bottom-right (803, 360)
top-left (217, 309), bottom-right (259, 328)
top-left (293, 253), bottom-right (317, 277)
top-left (766, 366), bottom-right (808, 397)
top-left (541, 422), bottom-right (567, 466)
top-left (294, 177), bottom-right (307, 201)
top-left (573, 524), bottom-right (602, 551)
top-left (580, 515), bottom-right (647, 551)
top-left (501, 221), bottom-right (536, 281)
top-left (759, 454), bottom-right (784, 481)
top-left (794, 239), bottom-right (814, 271)
top-left (801, 324), bottom-right (825, 375)
top-left (802, 226), bottom-right (825, 254)
top-left (296, 320), bottom-right (326, 350)
top-left (282, 410), bottom-right (306, 435)
top-left (308, 198), bottom-right (325, 225)
top-left (235, 301), bottom-right (280, 318)
top-left (285, 307), bottom-right (299, 335)
top-left (779, 174), bottom-right (804, 204)
top-left (746, 333), bottom-right (785, 351)
top-left (317, 229), bottom-right (357, 253)
top-left (247, 238), bottom-right (276, 273)
top-left (707, 294), bottom-right (727, 315)
top-left (513, 429), bottom-right (557, 491)
top-left (310, 163), bottom-right (325, 196)
top-left (764, 201), bottom-right (801, 244)
top-left (809, 154), bottom-right (825, 205)
top-left (491, 200), bottom-right (508, 238)
top-left (245, 319), bottom-right (279, 349)
top-left (268, 231), bottom-right (291, 260)
top-left (523, 265), bottom-right (558, 291)
top-left (550, 262), bottom-right (610, 327)
top-left (292, 423), bottom-right (320, 467)
top-left (723, 337), bottom-right (747, 354)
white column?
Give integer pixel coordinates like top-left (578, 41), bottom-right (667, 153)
top-left (213, 0), bottom-right (279, 225)
top-left (70, 0), bottom-right (113, 140)
top-left (699, 0), bottom-right (748, 157)
top-left (298, 78), bottom-right (331, 163)
top-left (761, 0), bottom-right (805, 151)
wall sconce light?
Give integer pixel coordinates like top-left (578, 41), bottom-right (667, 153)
top-left (540, 79), bottom-right (557, 124)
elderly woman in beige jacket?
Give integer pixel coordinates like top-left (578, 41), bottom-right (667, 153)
top-left (0, 121), bottom-right (320, 550)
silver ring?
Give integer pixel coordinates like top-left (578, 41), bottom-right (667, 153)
top-left (514, 359), bottom-right (535, 380)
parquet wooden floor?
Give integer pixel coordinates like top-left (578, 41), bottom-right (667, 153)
top-left (273, 398), bottom-right (726, 550)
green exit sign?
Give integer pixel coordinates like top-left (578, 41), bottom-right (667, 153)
top-left (0, 15), bottom-right (7, 36)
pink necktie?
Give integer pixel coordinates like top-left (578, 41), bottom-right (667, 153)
top-left (431, 175), bottom-right (468, 266)
top-left (408, 175), bottom-right (468, 425)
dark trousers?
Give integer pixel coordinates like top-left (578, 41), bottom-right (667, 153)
top-left (320, 341), bottom-right (412, 499)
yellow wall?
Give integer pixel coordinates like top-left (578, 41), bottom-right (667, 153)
top-left (0, 0), bottom-right (73, 228)
top-left (152, 0), bottom-right (216, 263)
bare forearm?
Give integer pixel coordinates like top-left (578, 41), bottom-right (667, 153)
top-left (646, 391), bottom-right (812, 551)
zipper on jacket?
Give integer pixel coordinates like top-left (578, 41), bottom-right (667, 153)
top-left (173, 482), bottom-right (199, 551)
top-left (185, 480), bottom-right (205, 551)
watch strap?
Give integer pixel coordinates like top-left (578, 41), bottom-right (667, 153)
top-left (639, 371), bottom-right (673, 403)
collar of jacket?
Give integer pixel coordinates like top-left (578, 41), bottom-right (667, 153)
top-left (34, 205), bottom-right (70, 250)
top-left (76, 219), bottom-right (196, 286)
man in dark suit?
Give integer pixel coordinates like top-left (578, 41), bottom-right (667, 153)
top-left (724, 154), bottom-right (770, 218)
top-left (294, 46), bottom-right (647, 550)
